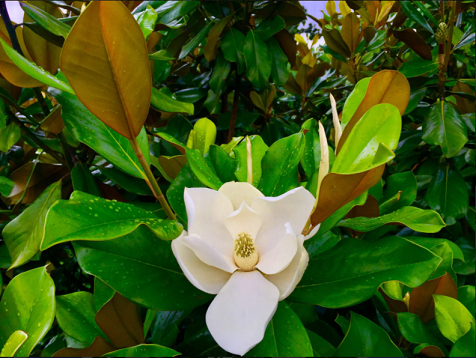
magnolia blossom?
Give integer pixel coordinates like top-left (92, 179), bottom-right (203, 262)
top-left (172, 182), bottom-right (318, 355)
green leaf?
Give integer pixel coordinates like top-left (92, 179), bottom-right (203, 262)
top-left (426, 167), bottom-right (469, 225)
top-left (222, 28), bottom-right (245, 74)
top-left (50, 88), bottom-right (149, 179)
top-left (300, 119), bottom-right (321, 179)
top-left (247, 301), bottom-right (313, 357)
top-left (306, 329), bottom-right (336, 357)
top-left (269, 37), bottom-right (289, 86)
top-left (290, 236), bottom-right (441, 308)
top-left (193, 117), bottom-right (216, 155)
top-left (105, 344), bottom-right (179, 357)
top-left (233, 135), bottom-right (268, 187)
top-left (151, 87), bottom-right (194, 115)
top-left (73, 226), bottom-right (212, 311)
top-left (41, 191), bottom-right (182, 250)
top-left (333, 103), bottom-right (401, 174)
top-left (400, 1), bottom-right (434, 33)
top-left (433, 295), bottom-right (474, 343)
top-left (404, 237), bottom-right (465, 263)
top-left (0, 176), bottom-right (14, 197)
top-left (209, 52), bottom-right (231, 95)
top-left (136, 5), bottom-right (158, 40)
top-left (100, 167), bottom-right (152, 196)
top-left (207, 145), bottom-right (235, 183)
top-left (397, 312), bottom-right (448, 354)
top-left (334, 312), bottom-right (403, 357)
top-left (338, 206), bottom-right (445, 233)
top-left (56, 292), bottom-right (106, 346)
top-left (322, 28), bottom-right (351, 58)
top-left (149, 309), bottom-right (191, 346)
top-left (148, 50), bottom-right (175, 61)
top-left (0, 266), bottom-right (55, 357)
top-left (243, 30), bottom-right (272, 88)
top-left (422, 101), bottom-right (468, 158)
top-left (0, 123), bottom-right (20, 153)
top-left (185, 148), bottom-right (223, 190)
top-left (399, 58), bottom-right (438, 78)
top-left (3, 181), bottom-right (62, 269)
top-left (217, 111), bottom-right (260, 130)
top-left (341, 77), bottom-right (371, 129)
top-left (94, 277), bottom-right (115, 312)
top-left (450, 325), bottom-right (475, 358)
top-left (454, 32), bottom-right (475, 50)
top-left (178, 22), bottom-right (214, 60)
top-left (255, 16), bottom-right (285, 41)
top-left (0, 39), bottom-right (74, 94)
top-left (0, 330), bottom-right (28, 357)
top-left (71, 163), bottom-right (102, 197)
top-left (379, 171), bottom-right (417, 214)
top-left (258, 132), bottom-right (305, 196)
top-left (457, 286), bottom-right (475, 314)
top-left (20, 2), bottom-right (71, 39)
top-left (335, 315), bottom-right (350, 334)
top-left (174, 88), bottom-right (207, 103)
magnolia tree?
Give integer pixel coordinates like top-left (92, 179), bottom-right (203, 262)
top-left (0, 1), bottom-right (474, 357)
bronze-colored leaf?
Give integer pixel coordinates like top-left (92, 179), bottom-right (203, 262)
top-left (53, 337), bottom-right (115, 357)
top-left (322, 28), bottom-right (351, 58)
top-left (95, 292), bottom-right (144, 348)
top-left (409, 273), bottom-right (458, 323)
top-left (342, 13), bottom-right (360, 53)
top-left (204, 15), bottom-right (232, 63)
top-left (310, 165), bottom-right (385, 227)
top-left (379, 287), bottom-right (408, 314)
top-left (393, 29), bottom-right (432, 60)
top-left (61, 1), bottom-right (152, 139)
top-left (338, 70), bottom-right (410, 153)
top-left (418, 345), bottom-right (445, 358)
top-left (345, 194), bottom-right (379, 236)
top-left (40, 105), bottom-right (64, 134)
top-left (274, 30), bottom-right (297, 69)
top-left (157, 155), bottom-right (186, 180)
top-left (452, 82), bottom-right (475, 114)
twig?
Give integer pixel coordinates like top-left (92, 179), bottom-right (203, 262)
top-left (0, 3), bottom-right (24, 56)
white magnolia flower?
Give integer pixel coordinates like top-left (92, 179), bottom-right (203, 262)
top-left (172, 182), bottom-right (319, 356)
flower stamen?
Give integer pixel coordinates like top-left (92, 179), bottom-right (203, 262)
top-left (233, 232), bottom-right (258, 271)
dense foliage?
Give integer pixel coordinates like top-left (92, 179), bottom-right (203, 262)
top-left (0, 0), bottom-right (474, 357)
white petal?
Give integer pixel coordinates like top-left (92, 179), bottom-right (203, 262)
top-left (219, 181), bottom-right (264, 210)
top-left (206, 271), bottom-right (279, 356)
top-left (172, 234), bottom-right (232, 294)
top-left (184, 187), bottom-right (234, 256)
top-left (251, 186), bottom-right (315, 252)
top-left (306, 223), bottom-right (321, 240)
top-left (182, 235), bottom-right (237, 273)
top-left (224, 201), bottom-right (262, 240)
top-left (256, 222), bottom-right (297, 275)
top-left (265, 235), bottom-right (309, 300)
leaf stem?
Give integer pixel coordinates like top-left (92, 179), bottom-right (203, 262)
top-left (227, 65), bottom-right (240, 142)
top-left (129, 135), bottom-right (176, 221)
top-left (0, 3), bottom-right (24, 56)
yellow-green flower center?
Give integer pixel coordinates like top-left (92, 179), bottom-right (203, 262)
top-left (233, 232), bottom-right (258, 271)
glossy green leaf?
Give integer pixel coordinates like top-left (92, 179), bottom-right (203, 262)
top-left (453, 236), bottom-right (475, 276)
top-left (50, 88), bottom-right (149, 179)
top-left (0, 39), bottom-right (74, 94)
top-left (20, 2), bottom-right (71, 39)
top-left (136, 5), bottom-right (158, 40)
top-left (335, 315), bottom-right (350, 334)
top-left (0, 176), bottom-right (14, 197)
top-left (458, 286), bottom-right (475, 314)
top-left (178, 22), bottom-right (213, 60)
top-left (3, 180), bottom-right (62, 269)
top-left (454, 32), bottom-right (475, 50)
top-left (71, 163), bottom-right (101, 197)
top-left (450, 325), bottom-right (475, 358)
top-left (334, 312), bottom-right (402, 357)
top-left (209, 52), bottom-right (231, 95)
top-left (399, 58), bottom-right (438, 78)
top-left (167, 164), bottom-right (204, 223)
top-left (400, 1), bottom-right (434, 33)
top-left (259, 132), bottom-right (305, 196)
top-left (338, 206), bottom-right (445, 233)
top-left (300, 119), bottom-right (321, 179)
top-left (148, 50), bottom-right (175, 61)
top-left (422, 101), bottom-right (468, 158)
top-left (174, 88), bottom-right (207, 103)
top-left (0, 266), bottom-right (55, 357)
top-left (151, 87), bottom-right (194, 114)
top-left (207, 144), bottom-right (235, 183)
top-left (56, 292), bottom-right (106, 346)
top-left (186, 148), bottom-right (222, 190)
top-left (255, 16), bottom-right (285, 41)
top-left (243, 30), bottom-right (272, 88)
top-left (222, 28), bottom-right (245, 74)
top-left (193, 117), bottom-right (216, 155)
top-left (150, 309), bottom-right (191, 347)
top-left (341, 77), bottom-right (371, 129)
top-left (41, 191), bottom-right (182, 250)
top-left (0, 123), bottom-right (20, 153)
top-left (333, 103), bottom-right (401, 174)
top-left (105, 344), bottom-right (179, 357)
top-left (379, 171), bottom-right (417, 214)
top-left (306, 329), bottom-right (336, 357)
top-left (0, 331), bottom-right (28, 357)
top-left (94, 278), bottom-right (115, 312)
top-left (397, 312), bottom-right (447, 354)
top-left (426, 167), bottom-right (469, 225)
top-left (434, 295), bottom-right (474, 343)
top-left (247, 301), bottom-right (313, 357)
top-left (217, 111), bottom-right (260, 130)
top-left (269, 37), bottom-right (289, 86)
top-left (290, 236), bottom-right (441, 308)
top-left (99, 167), bottom-right (151, 196)
top-left (73, 226), bottom-right (212, 311)
top-left (233, 135), bottom-right (268, 187)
